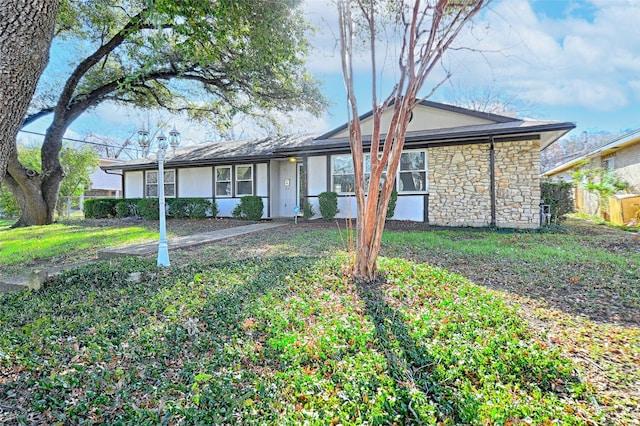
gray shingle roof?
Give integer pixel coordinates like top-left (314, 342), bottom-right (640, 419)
top-left (106, 134), bottom-right (315, 170)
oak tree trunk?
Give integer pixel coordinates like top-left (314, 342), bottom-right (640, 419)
top-left (0, 0), bottom-right (59, 184)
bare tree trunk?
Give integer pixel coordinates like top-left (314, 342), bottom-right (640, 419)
top-left (0, 0), bottom-right (59, 184)
top-left (337, 0), bottom-right (488, 283)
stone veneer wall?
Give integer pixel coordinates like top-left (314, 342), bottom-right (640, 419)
top-left (428, 143), bottom-right (492, 226)
top-left (428, 140), bottom-right (541, 228)
top-left (494, 140), bottom-right (541, 228)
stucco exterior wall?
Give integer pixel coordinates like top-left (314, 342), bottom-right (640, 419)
top-left (124, 171), bottom-right (144, 198)
top-left (177, 167), bottom-right (212, 197)
top-left (494, 140), bottom-right (541, 228)
top-left (428, 144), bottom-right (492, 226)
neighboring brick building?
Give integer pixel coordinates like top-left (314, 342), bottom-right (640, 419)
top-left (103, 101), bottom-right (573, 229)
top-left (543, 129), bottom-right (640, 223)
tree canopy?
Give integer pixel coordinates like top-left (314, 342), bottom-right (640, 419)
top-left (6, 0), bottom-right (325, 227)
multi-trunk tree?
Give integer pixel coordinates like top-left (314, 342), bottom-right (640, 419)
top-left (5, 0), bottom-right (325, 227)
top-left (337, 0), bottom-right (490, 282)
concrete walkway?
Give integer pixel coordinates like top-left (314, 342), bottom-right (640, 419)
top-left (0, 222), bottom-right (287, 293)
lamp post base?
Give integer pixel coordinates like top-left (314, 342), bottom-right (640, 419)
top-left (157, 241), bottom-right (170, 267)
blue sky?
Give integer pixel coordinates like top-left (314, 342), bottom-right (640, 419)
top-left (22, 0), bottom-right (640, 151)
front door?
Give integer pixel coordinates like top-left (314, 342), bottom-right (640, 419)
top-left (277, 160), bottom-right (296, 217)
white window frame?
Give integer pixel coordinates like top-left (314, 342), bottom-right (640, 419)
top-left (331, 154), bottom-right (355, 194)
top-left (397, 150), bottom-right (427, 193)
top-left (145, 169), bottom-right (176, 198)
top-left (215, 166), bottom-right (232, 198)
top-left (602, 155), bottom-right (615, 171)
top-left (331, 150), bottom-right (428, 195)
top-left (235, 164), bottom-right (254, 196)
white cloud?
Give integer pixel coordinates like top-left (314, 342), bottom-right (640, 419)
top-left (303, 0), bottom-right (640, 114)
top-left (411, 0), bottom-right (638, 115)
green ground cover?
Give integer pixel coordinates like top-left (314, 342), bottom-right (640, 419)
top-left (1, 218), bottom-right (638, 423)
top-left (1, 255), bottom-right (600, 424)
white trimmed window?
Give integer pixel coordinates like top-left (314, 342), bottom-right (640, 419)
top-left (332, 155), bottom-right (355, 193)
top-left (332, 150), bottom-right (427, 194)
top-left (215, 166), bottom-right (232, 197)
top-left (602, 155), bottom-right (615, 171)
top-left (145, 170), bottom-right (175, 197)
top-left (236, 165), bottom-right (253, 196)
top-left (398, 151), bottom-right (427, 193)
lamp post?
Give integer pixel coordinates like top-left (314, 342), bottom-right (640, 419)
top-left (138, 126), bottom-right (181, 267)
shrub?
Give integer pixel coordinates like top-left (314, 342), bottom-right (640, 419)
top-left (208, 200), bottom-right (219, 218)
top-left (0, 185), bottom-right (20, 218)
top-left (186, 199), bottom-right (213, 219)
top-left (541, 179), bottom-right (574, 224)
top-left (83, 199), bottom-right (117, 219)
top-left (115, 201), bottom-right (132, 218)
top-left (167, 198), bottom-right (189, 218)
top-left (93, 200), bottom-right (115, 219)
top-left (386, 189), bottom-right (398, 219)
top-left (232, 203), bottom-right (243, 219)
top-left (233, 196), bottom-right (264, 220)
top-left (138, 198), bottom-right (159, 220)
top-left (318, 191), bottom-right (338, 221)
top-left (302, 200), bottom-right (315, 220)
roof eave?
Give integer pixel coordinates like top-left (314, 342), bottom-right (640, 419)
top-left (543, 127), bottom-right (640, 176)
top-left (277, 122), bottom-right (575, 156)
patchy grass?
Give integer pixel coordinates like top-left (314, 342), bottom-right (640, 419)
top-left (170, 221), bottom-right (640, 424)
top-left (1, 218), bottom-right (638, 423)
top-left (0, 255), bottom-right (600, 424)
top-left (0, 222), bottom-right (159, 277)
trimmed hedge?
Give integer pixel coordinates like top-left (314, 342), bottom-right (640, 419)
top-left (84, 197), bottom-right (217, 220)
top-left (232, 196), bottom-right (264, 221)
top-left (83, 199), bottom-right (118, 219)
top-left (318, 191), bottom-right (338, 221)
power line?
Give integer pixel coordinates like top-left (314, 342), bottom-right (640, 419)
top-left (18, 129), bottom-right (139, 152)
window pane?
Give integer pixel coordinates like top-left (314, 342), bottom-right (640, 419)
top-left (333, 156), bottom-right (354, 174)
top-left (237, 166), bottom-right (252, 180)
top-left (164, 184), bottom-right (175, 197)
top-left (164, 171), bottom-right (175, 183)
top-left (146, 185), bottom-right (158, 197)
top-left (400, 152), bottom-right (425, 171)
top-left (147, 172), bottom-right (157, 184)
top-left (237, 181), bottom-right (253, 195)
top-left (216, 167), bottom-right (231, 181)
top-left (399, 171), bottom-right (425, 192)
top-left (333, 174), bottom-right (355, 193)
top-left (216, 182), bottom-right (231, 196)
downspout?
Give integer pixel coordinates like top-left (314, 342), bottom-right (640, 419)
top-left (489, 138), bottom-right (496, 227)
top-left (104, 168), bottom-right (124, 198)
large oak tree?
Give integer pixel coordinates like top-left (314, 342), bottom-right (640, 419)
top-left (5, 0), bottom-right (325, 227)
top-left (337, 0), bottom-right (490, 282)
top-left (0, 0), bottom-right (59, 187)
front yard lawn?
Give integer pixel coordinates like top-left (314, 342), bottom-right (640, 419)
top-left (0, 220), bottom-right (158, 277)
top-left (1, 218), bottom-right (638, 423)
top-left (1, 255), bottom-right (600, 424)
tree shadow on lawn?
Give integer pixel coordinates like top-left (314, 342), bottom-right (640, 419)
top-left (0, 255), bottom-right (320, 425)
top-left (355, 279), bottom-right (477, 424)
